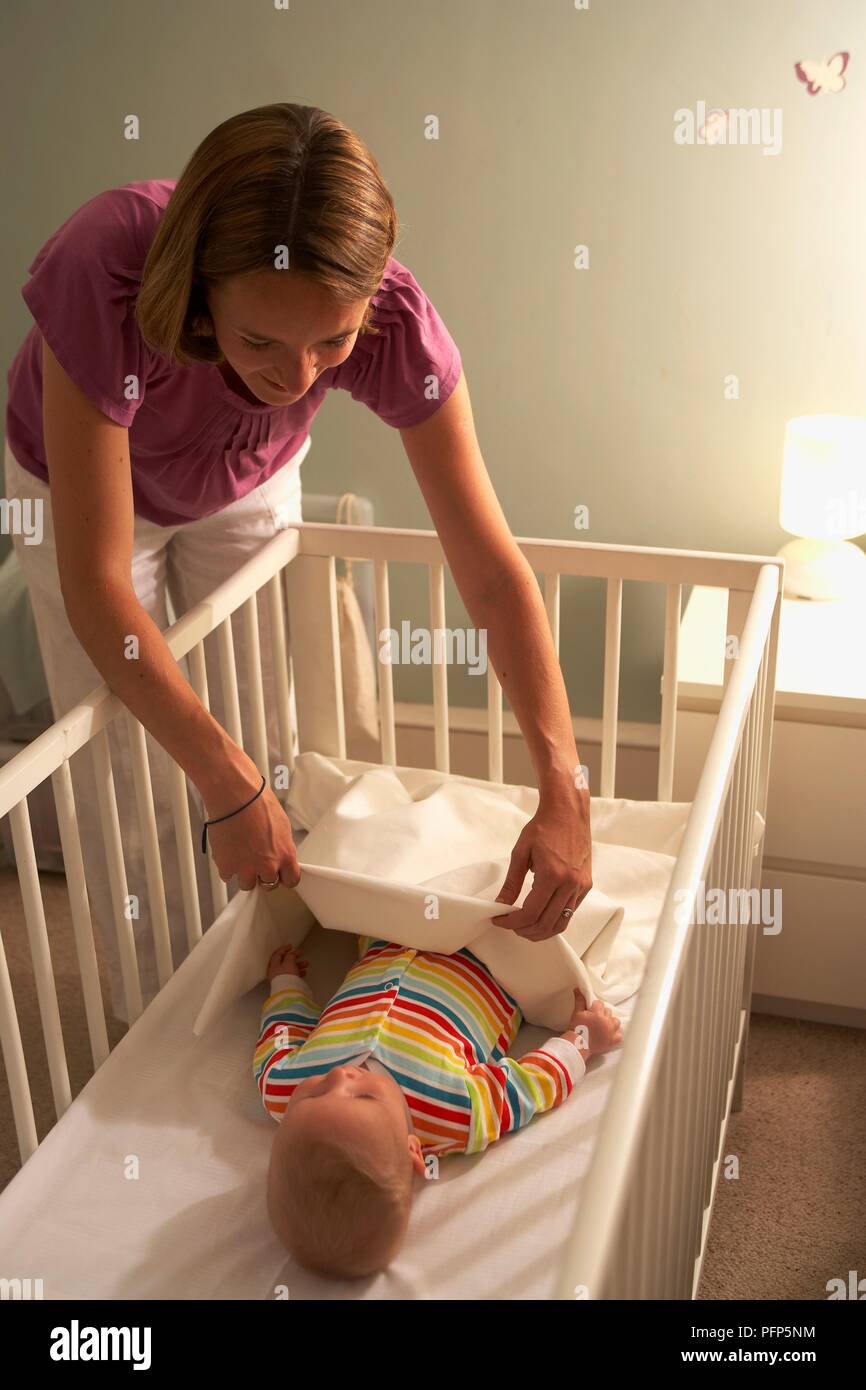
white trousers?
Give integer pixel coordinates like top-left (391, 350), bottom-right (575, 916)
top-left (4, 435), bottom-right (309, 1020)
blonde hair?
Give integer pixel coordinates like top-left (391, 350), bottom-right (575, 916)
top-left (135, 103), bottom-right (399, 366)
top-left (268, 1130), bottom-right (415, 1280)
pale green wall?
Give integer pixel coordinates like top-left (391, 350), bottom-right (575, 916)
top-left (3, 0), bottom-right (863, 722)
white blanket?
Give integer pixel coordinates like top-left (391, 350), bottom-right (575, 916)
top-left (194, 755), bottom-right (690, 1036)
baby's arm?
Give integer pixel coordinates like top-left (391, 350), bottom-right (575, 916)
top-left (462, 990), bottom-right (622, 1152)
top-left (252, 946), bottom-right (320, 1118)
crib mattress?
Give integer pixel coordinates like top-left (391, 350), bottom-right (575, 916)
top-left (0, 901), bottom-right (637, 1301)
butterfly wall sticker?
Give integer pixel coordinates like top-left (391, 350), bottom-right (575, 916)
top-left (794, 52), bottom-right (849, 95)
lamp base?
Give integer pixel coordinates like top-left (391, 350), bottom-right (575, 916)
top-left (776, 537), bottom-right (866, 601)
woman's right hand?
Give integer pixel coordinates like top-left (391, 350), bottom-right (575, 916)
top-left (203, 772), bottom-right (301, 892)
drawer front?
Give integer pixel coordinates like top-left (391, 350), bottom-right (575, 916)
top-left (764, 722), bottom-right (866, 872)
top-left (675, 712), bottom-right (866, 873)
top-left (753, 868), bottom-right (866, 1011)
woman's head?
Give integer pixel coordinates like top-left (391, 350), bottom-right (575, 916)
top-left (135, 103), bottom-right (398, 404)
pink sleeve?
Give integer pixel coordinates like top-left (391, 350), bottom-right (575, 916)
top-left (20, 187), bottom-right (158, 429)
top-left (330, 259), bottom-right (462, 429)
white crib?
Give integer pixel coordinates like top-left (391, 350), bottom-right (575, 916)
top-left (0, 520), bottom-right (782, 1299)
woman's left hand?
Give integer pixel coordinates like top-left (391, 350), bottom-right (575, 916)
top-left (491, 780), bottom-right (592, 940)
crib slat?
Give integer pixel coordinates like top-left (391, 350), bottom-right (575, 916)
top-left (601, 578), bottom-right (622, 797)
top-left (683, 917), bottom-right (709, 1291)
top-left (166, 761), bottom-right (203, 951)
top-left (618, 1187), bottom-right (639, 1299)
top-left (637, 1089), bottom-right (664, 1296)
top-left (662, 971), bottom-right (688, 1295)
top-left (710, 750), bottom-right (735, 1148)
top-left (718, 712), bottom-right (750, 1121)
top-left (283, 555), bottom-right (346, 759)
top-left (544, 572), bottom-right (560, 658)
top-left (267, 572), bottom-right (295, 779)
top-left (0, 914), bottom-right (38, 1163)
top-left (700, 835), bottom-right (724, 1215)
top-left (51, 761), bottom-right (110, 1068)
top-left (241, 595), bottom-right (270, 781)
top-left (487, 665), bottom-right (503, 783)
top-left (728, 696), bottom-right (759, 1100)
top-left (125, 714), bottom-right (174, 990)
top-left (657, 1036), bottom-right (677, 1296)
top-left (694, 836), bottom-right (719, 1245)
top-left (429, 563), bottom-right (449, 773)
top-left (714, 727), bottom-right (746, 1170)
top-left (724, 587), bottom-right (752, 693)
top-left (675, 925), bottom-right (701, 1295)
top-left (734, 649), bottom-right (768, 1112)
top-left (90, 729), bottom-right (144, 1023)
top-left (216, 617), bottom-right (244, 749)
top-left (9, 798), bottom-right (72, 1119)
top-left (657, 584), bottom-right (681, 800)
top-left (188, 642), bottom-right (228, 919)
top-left (373, 559), bottom-right (397, 765)
top-left (659, 1037), bottom-right (679, 1297)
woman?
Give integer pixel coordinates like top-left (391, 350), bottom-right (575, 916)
top-left (4, 103), bottom-right (591, 1019)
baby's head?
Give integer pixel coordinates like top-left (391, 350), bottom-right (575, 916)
top-left (267, 1063), bottom-right (427, 1279)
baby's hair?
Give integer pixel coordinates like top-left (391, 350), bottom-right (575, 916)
top-left (268, 1131), bottom-right (414, 1280)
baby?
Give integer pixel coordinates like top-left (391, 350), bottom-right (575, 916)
top-left (253, 933), bottom-right (622, 1281)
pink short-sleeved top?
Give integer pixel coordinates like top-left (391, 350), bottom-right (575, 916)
top-left (5, 180), bottom-right (462, 526)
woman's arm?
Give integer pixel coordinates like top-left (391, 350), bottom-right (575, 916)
top-left (41, 338), bottom-right (299, 890)
top-left (399, 369), bottom-right (592, 938)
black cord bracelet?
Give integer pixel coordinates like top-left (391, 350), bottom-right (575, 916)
top-left (201, 773), bottom-right (266, 854)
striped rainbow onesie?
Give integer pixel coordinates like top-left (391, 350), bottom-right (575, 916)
top-left (253, 935), bottom-right (587, 1157)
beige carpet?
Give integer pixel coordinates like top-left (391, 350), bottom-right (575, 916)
top-left (1, 864), bottom-right (863, 1298)
top-left (698, 1010), bottom-right (866, 1300)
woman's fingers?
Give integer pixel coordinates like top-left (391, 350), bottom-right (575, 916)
top-left (492, 874), bottom-right (548, 933)
top-left (503, 874), bottom-right (585, 941)
top-left (278, 859), bottom-right (301, 890)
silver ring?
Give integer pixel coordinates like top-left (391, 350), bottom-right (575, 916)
top-left (257, 873), bottom-right (280, 891)
top-left (561, 907), bottom-right (574, 920)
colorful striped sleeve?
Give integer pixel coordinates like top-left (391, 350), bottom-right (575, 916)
top-left (462, 1037), bottom-right (587, 1153)
top-left (252, 973), bottom-right (321, 1119)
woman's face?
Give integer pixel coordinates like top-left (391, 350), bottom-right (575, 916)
top-left (206, 269), bottom-right (371, 405)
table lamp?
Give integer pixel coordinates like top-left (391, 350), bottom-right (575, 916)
top-left (778, 414), bottom-right (866, 600)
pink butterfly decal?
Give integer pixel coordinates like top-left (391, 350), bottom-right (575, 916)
top-left (794, 52), bottom-right (849, 95)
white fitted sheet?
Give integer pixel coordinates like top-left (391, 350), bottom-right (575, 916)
top-left (0, 906), bottom-right (643, 1301)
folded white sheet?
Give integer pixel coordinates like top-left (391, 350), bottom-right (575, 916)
top-left (194, 755), bottom-right (690, 1036)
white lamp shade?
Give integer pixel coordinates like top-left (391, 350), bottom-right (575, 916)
top-left (779, 415), bottom-right (866, 540)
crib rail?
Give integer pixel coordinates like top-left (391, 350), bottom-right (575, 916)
top-left (555, 562), bottom-right (781, 1299)
top-left (0, 516), bottom-right (781, 1307)
top-left (286, 522), bottom-right (775, 797)
top-left (0, 523), bottom-right (301, 1161)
